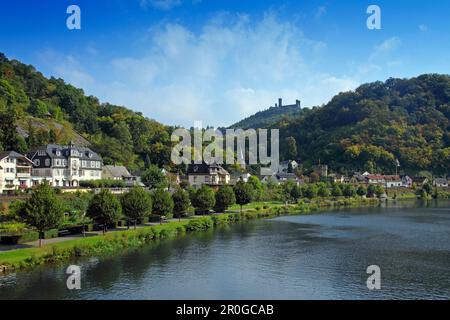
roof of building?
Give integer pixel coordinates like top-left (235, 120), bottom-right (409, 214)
top-left (187, 163), bottom-right (229, 175)
top-left (103, 165), bottom-right (132, 178)
top-left (434, 178), bottom-right (448, 184)
top-left (367, 175), bottom-right (385, 180)
top-left (28, 144), bottom-right (102, 161)
top-left (384, 175), bottom-right (401, 182)
top-left (0, 151), bottom-right (33, 164)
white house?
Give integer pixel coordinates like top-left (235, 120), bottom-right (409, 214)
top-left (384, 175), bottom-right (402, 188)
top-left (0, 151), bottom-right (33, 194)
top-left (433, 178), bottom-right (448, 188)
top-left (187, 163), bottom-right (230, 188)
top-left (28, 143), bottom-right (102, 188)
top-left (230, 172), bottom-right (252, 184)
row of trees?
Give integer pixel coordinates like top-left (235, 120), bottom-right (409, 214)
top-left (15, 178), bottom-right (390, 247)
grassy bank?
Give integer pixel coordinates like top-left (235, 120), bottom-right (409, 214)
top-left (0, 197), bottom-right (379, 274)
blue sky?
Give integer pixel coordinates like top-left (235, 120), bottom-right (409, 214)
top-left (1, 0), bottom-right (450, 127)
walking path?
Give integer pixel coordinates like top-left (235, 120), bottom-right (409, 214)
top-left (0, 219), bottom-right (181, 252)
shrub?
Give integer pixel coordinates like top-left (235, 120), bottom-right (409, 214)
top-left (172, 188), bottom-right (190, 219)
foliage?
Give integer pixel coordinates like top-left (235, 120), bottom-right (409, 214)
top-left (233, 181), bottom-right (254, 211)
top-left (214, 185), bottom-right (236, 212)
top-left (191, 185), bottom-right (216, 214)
top-left (151, 189), bottom-right (174, 216)
top-left (17, 183), bottom-right (64, 246)
top-left (120, 187), bottom-right (152, 227)
top-left (172, 188), bottom-right (190, 217)
top-left (86, 190), bottom-right (122, 231)
top-left (141, 165), bottom-right (168, 189)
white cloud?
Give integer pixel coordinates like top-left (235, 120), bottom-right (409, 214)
top-left (140, 0), bottom-right (182, 10)
top-left (419, 24), bottom-right (428, 32)
top-left (37, 12), bottom-right (363, 127)
top-left (36, 50), bottom-right (94, 88)
top-left (370, 37), bottom-right (401, 61)
top-left (315, 6), bottom-right (327, 20)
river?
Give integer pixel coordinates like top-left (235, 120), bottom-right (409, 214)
top-left (0, 200), bottom-right (449, 300)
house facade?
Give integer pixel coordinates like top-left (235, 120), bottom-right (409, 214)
top-left (28, 143), bottom-right (102, 188)
top-left (187, 163), bottom-right (230, 188)
top-left (0, 151), bottom-right (33, 194)
top-left (384, 175), bottom-right (402, 188)
top-left (433, 178), bottom-right (448, 188)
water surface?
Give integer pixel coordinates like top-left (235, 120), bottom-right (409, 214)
top-left (0, 200), bottom-right (449, 300)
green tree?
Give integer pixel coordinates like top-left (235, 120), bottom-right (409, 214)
top-left (233, 181), bottom-right (253, 212)
top-left (356, 185), bottom-right (367, 197)
top-left (342, 184), bottom-right (356, 197)
top-left (304, 184), bottom-right (318, 199)
top-left (375, 185), bottom-right (385, 198)
top-left (141, 165), bottom-right (168, 189)
top-left (152, 189), bottom-right (174, 217)
top-left (87, 190), bottom-right (122, 233)
top-left (214, 185), bottom-right (236, 212)
top-left (191, 185), bottom-right (215, 215)
top-left (290, 185), bottom-right (303, 202)
top-left (247, 176), bottom-right (263, 201)
top-left (18, 183), bottom-right (64, 247)
top-left (172, 188), bottom-right (190, 220)
top-left (317, 183), bottom-right (331, 197)
top-left (367, 185), bottom-right (376, 198)
top-left (331, 184), bottom-right (343, 197)
top-left (121, 187), bottom-right (152, 229)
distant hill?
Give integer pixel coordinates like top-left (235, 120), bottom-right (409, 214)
top-left (274, 75), bottom-right (450, 175)
top-left (0, 52), bottom-right (173, 171)
top-left (229, 98), bottom-right (302, 129)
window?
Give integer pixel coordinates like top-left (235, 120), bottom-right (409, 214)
top-left (96, 161), bottom-right (101, 168)
top-left (34, 159), bottom-right (40, 166)
top-left (63, 159), bottom-right (67, 166)
top-left (45, 159), bottom-right (50, 166)
top-left (91, 161), bottom-right (95, 168)
top-left (38, 150), bottom-right (45, 156)
top-left (81, 160), bottom-right (87, 167)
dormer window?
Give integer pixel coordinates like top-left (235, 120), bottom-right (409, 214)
top-left (56, 150), bottom-right (61, 156)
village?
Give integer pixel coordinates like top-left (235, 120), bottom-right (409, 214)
top-left (0, 143), bottom-right (448, 195)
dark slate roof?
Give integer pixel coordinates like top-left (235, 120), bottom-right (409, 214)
top-left (28, 144), bottom-right (102, 161)
top-left (0, 151), bottom-right (27, 160)
top-left (187, 163), bottom-right (226, 175)
top-left (434, 178), bottom-right (448, 184)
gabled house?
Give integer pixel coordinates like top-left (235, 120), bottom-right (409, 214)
top-left (27, 143), bottom-right (102, 188)
top-left (278, 160), bottom-right (298, 173)
top-left (401, 175), bottom-right (413, 188)
top-left (366, 175), bottom-right (385, 185)
top-left (313, 164), bottom-right (328, 177)
top-left (384, 175), bottom-right (402, 188)
top-left (187, 163), bottom-right (230, 188)
top-left (230, 172), bottom-right (252, 184)
top-left (102, 165), bottom-right (143, 187)
top-left (0, 151), bottom-right (33, 194)
top-left (412, 176), bottom-right (429, 186)
top-left (161, 168), bottom-right (181, 186)
top-left (433, 178), bottom-right (448, 188)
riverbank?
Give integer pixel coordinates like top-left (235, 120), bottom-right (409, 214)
top-left (0, 197), bottom-right (380, 274)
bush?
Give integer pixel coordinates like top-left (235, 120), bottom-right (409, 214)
top-left (172, 188), bottom-right (190, 218)
top-left (185, 217), bottom-right (213, 231)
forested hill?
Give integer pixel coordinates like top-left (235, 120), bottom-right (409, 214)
top-left (276, 74), bottom-right (450, 175)
top-left (0, 52), bottom-right (173, 171)
top-left (229, 103), bottom-right (303, 129)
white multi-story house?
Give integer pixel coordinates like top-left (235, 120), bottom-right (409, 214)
top-left (187, 163), bottom-right (230, 188)
top-left (27, 142), bottom-right (102, 188)
top-left (0, 151), bottom-right (33, 194)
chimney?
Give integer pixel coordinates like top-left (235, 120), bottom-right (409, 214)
top-left (278, 98), bottom-right (282, 107)
top-left (296, 99), bottom-right (301, 108)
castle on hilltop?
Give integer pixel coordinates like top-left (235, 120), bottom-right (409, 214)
top-left (274, 98), bottom-right (301, 109)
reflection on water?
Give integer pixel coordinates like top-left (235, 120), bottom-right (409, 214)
top-left (0, 200), bottom-right (449, 300)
